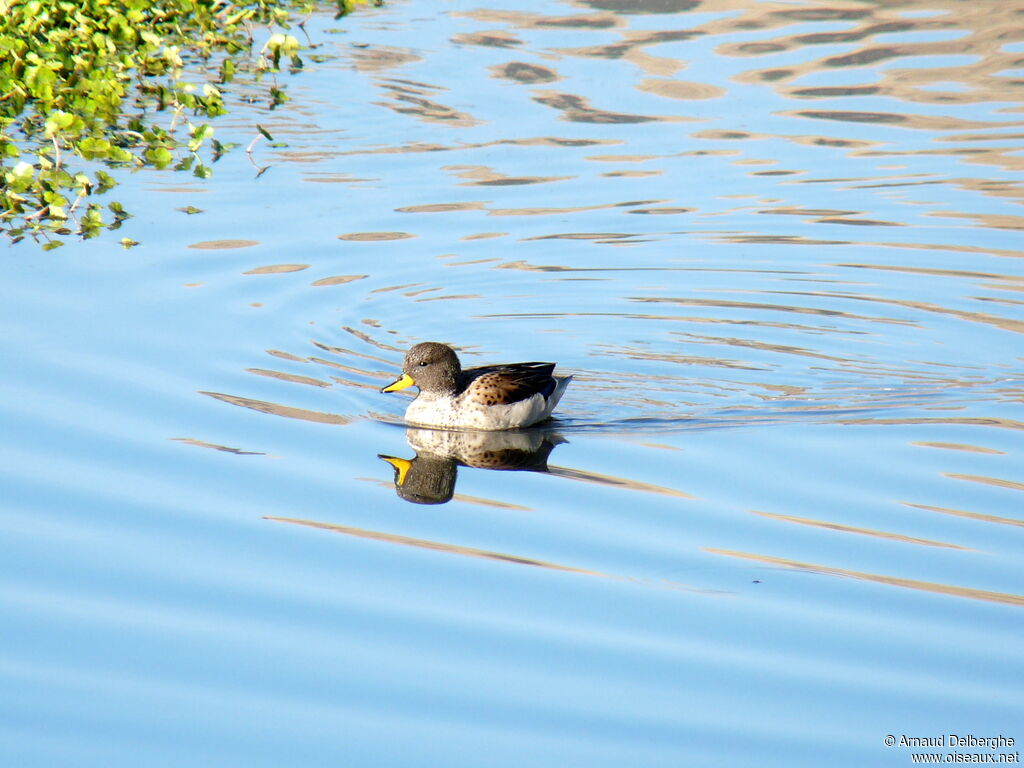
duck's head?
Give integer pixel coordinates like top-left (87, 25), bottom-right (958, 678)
top-left (381, 341), bottom-right (462, 395)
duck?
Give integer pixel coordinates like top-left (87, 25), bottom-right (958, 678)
top-left (381, 342), bottom-right (572, 430)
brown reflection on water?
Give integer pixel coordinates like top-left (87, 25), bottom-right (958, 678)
top-left (839, 416), bottom-right (1024, 431)
top-left (246, 369), bottom-right (333, 388)
top-left (525, 232), bottom-right (641, 242)
top-left (451, 29), bottom-right (523, 49)
top-left (244, 264), bottom-right (310, 275)
top-left (945, 473), bottom-right (1024, 494)
top-left (532, 90), bottom-right (676, 124)
top-left (311, 340), bottom-right (396, 367)
top-left (347, 44), bottom-right (421, 73)
top-left (627, 206), bottom-right (692, 214)
top-left (200, 391), bottom-right (352, 425)
top-left (414, 293), bottom-right (483, 303)
top-left (311, 274), bottom-right (369, 287)
top-left (462, 231), bottom-right (509, 240)
top-left (444, 164), bottom-right (572, 186)
top-left (188, 239), bottom-right (259, 250)
top-left (487, 203), bottom-right (630, 217)
top-left (913, 441), bottom-right (1005, 455)
top-left (267, 349), bottom-right (305, 363)
top-left (930, 211), bottom-right (1024, 231)
top-left (456, 8), bottom-right (621, 33)
top-left (491, 61), bottom-right (560, 85)
top-left (376, 77), bottom-right (481, 127)
top-left (766, 288), bottom-right (1024, 335)
top-left (170, 437), bottom-right (266, 456)
top-left (395, 202), bottom-right (488, 214)
top-left (477, 309), bottom-right (871, 337)
top-left (637, 78), bottom-right (724, 101)
top-left (267, 515), bottom-right (606, 576)
top-left (593, 343), bottom-right (767, 372)
top-left (575, 0), bottom-right (702, 14)
top-left (904, 502), bottom-right (1024, 530)
top-left (559, 27), bottom-right (700, 68)
top-left (333, 136), bottom-right (617, 159)
top-left (751, 510), bottom-right (969, 551)
top-left (338, 231), bottom-right (414, 242)
top-left (676, 333), bottom-right (857, 365)
top-left (266, 515), bottom-right (721, 595)
top-left (630, 295), bottom-right (913, 326)
top-left (706, 548), bottom-right (1024, 607)
top-left (813, 216), bottom-right (902, 227)
top-left (783, 109), bottom-right (1013, 134)
top-left (302, 173), bottom-right (377, 185)
top-left (442, 491), bottom-right (531, 512)
top-left (714, 234), bottom-right (852, 247)
top-left (549, 465), bottom-right (694, 499)
top-left (836, 263), bottom-right (1024, 286)
top-left (339, 325), bottom-right (406, 354)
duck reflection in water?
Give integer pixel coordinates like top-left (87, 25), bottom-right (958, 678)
top-left (379, 427), bottom-right (565, 505)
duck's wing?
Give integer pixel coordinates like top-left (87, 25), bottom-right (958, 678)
top-left (462, 362), bottom-right (558, 405)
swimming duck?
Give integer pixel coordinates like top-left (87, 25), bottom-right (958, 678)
top-left (381, 342), bottom-right (572, 430)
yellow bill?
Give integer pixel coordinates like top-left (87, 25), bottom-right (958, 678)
top-left (379, 455), bottom-right (412, 486)
top-left (381, 373), bottom-right (415, 393)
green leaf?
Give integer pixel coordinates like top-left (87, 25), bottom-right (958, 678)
top-left (107, 147), bottom-right (136, 164)
top-left (78, 137), bottom-right (113, 159)
top-left (43, 191), bottom-right (70, 208)
top-left (95, 171), bottom-right (116, 191)
top-left (145, 146), bottom-right (174, 166)
top-left (187, 123), bottom-right (213, 151)
top-left (81, 203), bottom-right (104, 227)
top-left (44, 110), bottom-right (75, 137)
top-left (219, 59), bottom-right (236, 83)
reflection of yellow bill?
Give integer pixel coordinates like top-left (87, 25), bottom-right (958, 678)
top-left (381, 373), bottom-right (415, 393)
top-left (379, 455), bottom-right (412, 486)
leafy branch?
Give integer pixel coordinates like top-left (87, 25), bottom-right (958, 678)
top-left (0, 0), bottom-right (375, 247)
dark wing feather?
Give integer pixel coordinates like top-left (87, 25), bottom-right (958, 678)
top-left (461, 362), bottom-right (557, 405)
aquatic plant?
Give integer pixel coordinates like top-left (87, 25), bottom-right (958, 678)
top-left (0, 0), bottom-right (373, 248)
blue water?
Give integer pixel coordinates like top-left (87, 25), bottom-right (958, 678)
top-left (3, 1), bottom-right (1022, 766)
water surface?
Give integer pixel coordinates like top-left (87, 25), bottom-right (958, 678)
top-left (3, 1), bottom-right (1023, 766)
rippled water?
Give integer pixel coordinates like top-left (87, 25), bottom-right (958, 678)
top-left (4, 1), bottom-right (1023, 766)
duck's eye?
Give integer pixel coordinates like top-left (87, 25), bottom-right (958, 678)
top-left (418, 361), bottom-right (429, 367)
